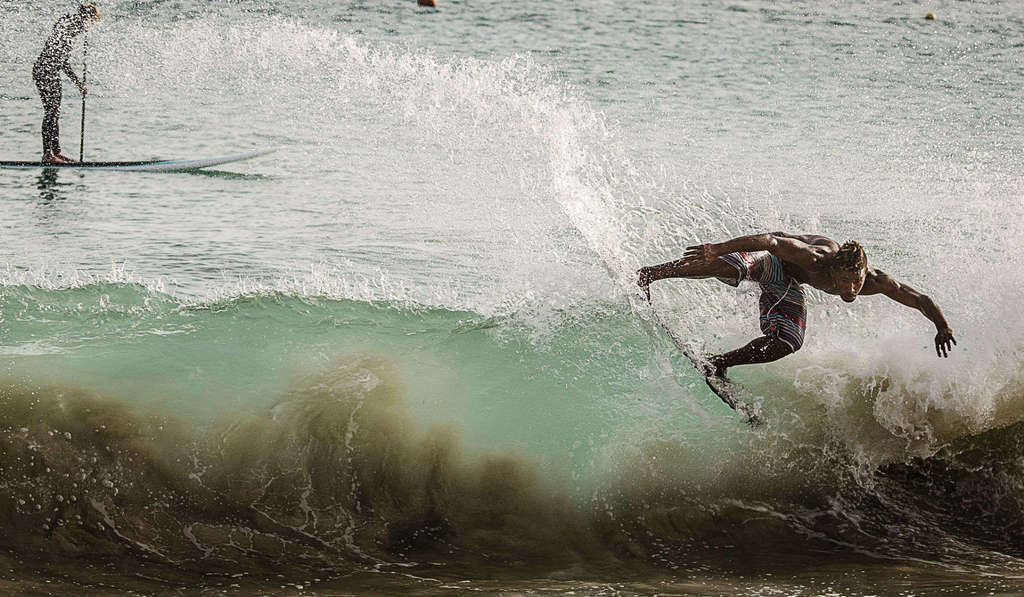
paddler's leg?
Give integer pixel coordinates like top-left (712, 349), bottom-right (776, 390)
top-left (35, 73), bottom-right (63, 163)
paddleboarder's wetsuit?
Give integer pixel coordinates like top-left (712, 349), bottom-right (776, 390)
top-left (33, 14), bottom-right (86, 158)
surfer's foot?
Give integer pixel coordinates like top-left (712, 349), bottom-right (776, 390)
top-left (56, 153), bottom-right (78, 163)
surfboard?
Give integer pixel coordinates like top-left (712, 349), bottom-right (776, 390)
top-left (0, 149), bottom-right (274, 172)
top-left (547, 203), bottom-right (762, 425)
top-left (636, 287), bottom-right (764, 426)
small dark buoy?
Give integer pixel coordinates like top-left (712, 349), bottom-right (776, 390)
top-left (418, 0), bottom-right (437, 6)
top-left (924, 12), bottom-right (936, 20)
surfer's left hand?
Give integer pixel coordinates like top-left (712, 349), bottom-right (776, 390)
top-left (934, 328), bottom-right (956, 358)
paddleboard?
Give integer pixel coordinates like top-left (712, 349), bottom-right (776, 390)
top-left (0, 149), bottom-right (274, 172)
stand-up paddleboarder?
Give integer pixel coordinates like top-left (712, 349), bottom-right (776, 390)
top-left (33, 3), bottom-right (101, 164)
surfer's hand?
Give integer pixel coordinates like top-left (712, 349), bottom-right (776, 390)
top-left (79, 84), bottom-right (88, 96)
top-left (934, 328), bottom-right (956, 358)
top-left (683, 243), bottom-right (719, 265)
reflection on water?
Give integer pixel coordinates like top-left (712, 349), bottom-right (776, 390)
top-left (35, 168), bottom-right (69, 203)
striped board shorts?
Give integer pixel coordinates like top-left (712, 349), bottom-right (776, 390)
top-left (717, 251), bottom-right (807, 351)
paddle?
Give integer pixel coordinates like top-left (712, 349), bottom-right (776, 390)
top-left (79, 36), bottom-right (87, 162)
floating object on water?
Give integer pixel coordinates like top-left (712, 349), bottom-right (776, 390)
top-left (418, 0), bottom-right (437, 6)
top-left (0, 149), bottom-right (275, 172)
top-left (925, 12), bottom-right (936, 20)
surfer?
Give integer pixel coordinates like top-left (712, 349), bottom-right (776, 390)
top-left (637, 232), bottom-right (956, 379)
top-left (33, 4), bottom-right (101, 164)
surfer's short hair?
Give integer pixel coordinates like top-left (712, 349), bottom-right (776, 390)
top-left (832, 241), bottom-right (867, 273)
top-left (79, 3), bottom-right (101, 21)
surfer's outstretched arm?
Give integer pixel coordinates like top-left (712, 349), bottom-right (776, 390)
top-left (682, 233), bottom-right (822, 270)
top-left (861, 269), bottom-right (956, 357)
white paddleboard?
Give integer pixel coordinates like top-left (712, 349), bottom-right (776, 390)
top-left (0, 149), bottom-right (275, 172)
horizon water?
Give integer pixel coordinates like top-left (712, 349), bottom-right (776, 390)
top-left (1, 1), bottom-right (1023, 595)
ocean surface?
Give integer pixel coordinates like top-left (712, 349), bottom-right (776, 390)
top-left (1, 1), bottom-right (1023, 595)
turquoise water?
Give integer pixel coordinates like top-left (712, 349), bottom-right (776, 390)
top-left (1, 284), bottom-right (690, 484)
top-left (1, 1), bottom-right (1023, 594)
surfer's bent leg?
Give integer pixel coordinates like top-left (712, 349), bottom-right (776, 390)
top-left (715, 251), bottom-right (756, 287)
top-left (709, 252), bottom-right (807, 376)
top-left (709, 337), bottom-right (794, 377)
top-left (637, 252), bottom-right (741, 287)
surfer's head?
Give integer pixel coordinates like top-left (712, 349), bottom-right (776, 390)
top-left (77, 3), bottom-right (101, 29)
top-left (830, 241), bottom-right (867, 302)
